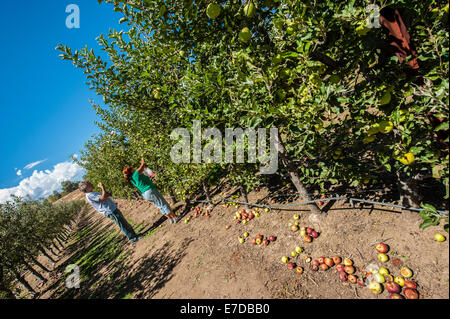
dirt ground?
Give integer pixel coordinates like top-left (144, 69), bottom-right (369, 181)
top-left (24, 183), bottom-right (449, 299)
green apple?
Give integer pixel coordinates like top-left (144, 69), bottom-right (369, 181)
top-left (206, 3), bottom-right (221, 19)
top-left (239, 27), bottom-right (252, 43)
top-left (377, 253), bottom-right (389, 262)
top-left (243, 1), bottom-right (256, 18)
top-left (281, 256), bottom-right (289, 263)
top-left (295, 246), bottom-right (303, 254)
top-left (434, 233), bottom-right (446, 242)
top-left (379, 91), bottom-right (391, 105)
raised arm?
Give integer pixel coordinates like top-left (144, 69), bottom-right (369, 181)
top-left (137, 158), bottom-right (146, 174)
top-left (97, 182), bottom-right (111, 201)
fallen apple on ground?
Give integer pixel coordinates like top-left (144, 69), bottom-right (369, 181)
top-left (320, 264), bottom-right (329, 271)
top-left (404, 281), bottom-right (417, 289)
top-left (434, 233), bottom-right (446, 242)
top-left (303, 235), bottom-right (312, 243)
top-left (394, 276), bottom-right (405, 287)
top-left (344, 265), bottom-right (355, 275)
top-left (287, 262), bottom-right (296, 270)
top-left (295, 246), bottom-right (303, 254)
top-left (403, 288), bottom-right (419, 299)
top-left (324, 258), bottom-right (334, 268)
top-left (376, 243), bottom-right (389, 253)
top-left (377, 253), bottom-right (389, 263)
top-left (389, 293), bottom-right (405, 299)
top-left (369, 282), bottom-right (383, 294)
top-left (296, 266), bottom-right (304, 275)
top-left (333, 256), bottom-right (342, 264)
top-left (400, 267), bottom-right (413, 278)
top-left (343, 258), bottom-right (353, 266)
top-left (348, 274), bottom-right (357, 284)
top-left (385, 281), bottom-right (401, 294)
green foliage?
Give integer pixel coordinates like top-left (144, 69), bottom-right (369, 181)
top-left (57, 0), bottom-right (448, 210)
top-left (418, 202), bottom-right (448, 231)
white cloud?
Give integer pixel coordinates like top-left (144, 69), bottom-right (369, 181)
top-left (16, 170), bottom-right (22, 176)
top-left (0, 161), bottom-right (85, 203)
top-left (24, 159), bottom-right (47, 170)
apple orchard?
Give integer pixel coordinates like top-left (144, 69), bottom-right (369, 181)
top-left (57, 0), bottom-right (449, 218)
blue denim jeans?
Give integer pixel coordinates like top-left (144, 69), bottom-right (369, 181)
top-left (107, 209), bottom-right (138, 242)
top-left (142, 188), bottom-right (171, 215)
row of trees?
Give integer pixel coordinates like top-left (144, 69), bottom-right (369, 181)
top-left (57, 0), bottom-right (448, 214)
top-left (0, 197), bottom-right (85, 298)
top-left (46, 180), bottom-right (81, 203)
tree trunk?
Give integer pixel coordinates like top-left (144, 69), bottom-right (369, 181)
top-left (276, 132), bottom-right (322, 215)
top-left (168, 187), bottom-right (178, 205)
top-left (396, 171), bottom-right (420, 208)
top-left (202, 179), bottom-right (211, 202)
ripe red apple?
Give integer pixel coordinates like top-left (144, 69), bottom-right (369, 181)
top-left (336, 264), bottom-right (344, 272)
top-left (357, 279), bottom-right (366, 287)
top-left (333, 256), bottom-right (342, 264)
top-left (304, 235), bottom-right (312, 243)
top-left (252, 239), bottom-right (257, 245)
top-left (287, 262), bottom-right (296, 270)
top-left (404, 288), bottom-right (419, 299)
top-left (339, 272), bottom-right (348, 281)
top-left (324, 258), bottom-right (334, 267)
top-left (306, 227), bottom-right (313, 235)
top-left (312, 259), bottom-right (320, 267)
top-left (348, 274), bottom-right (357, 284)
top-left (318, 257), bottom-right (325, 264)
top-left (404, 281), bottom-right (417, 289)
top-left (385, 281), bottom-right (401, 294)
top-left (376, 242), bottom-right (389, 253)
top-left (296, 266), bottom-right (304, 275)
top-left (262, 239), bottom-right (269, 246)
top-left (344, 265), bottom-right (355, 275)
top-left (311, 231), bottom-right (319, 238)
top-left (269, 235), bottom-right (276, 242)
top-left (389, 293), bottom-right (405, 299)
top-left (320, 264), bottom-right (329, 271)
top-left (256, 234), bottom-right (263, 240)
top-left (312, 265), bottom-right (319, 271)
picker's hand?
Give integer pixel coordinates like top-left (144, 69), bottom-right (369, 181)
top-left (140, 158), bottom-right (145, 166)
top-left (97, 182), bottom-right (104, 189)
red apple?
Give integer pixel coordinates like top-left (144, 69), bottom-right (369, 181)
top-left (385, 281), bottom-right (401, 294)
top-left (296, 266), bottom-right (304, 275)
top-left (348, 274), bottom-right (357, 284)
top-left (340, 272), bottom-right (348, 281)
top-left (344, 265), bottom-right (355, 275)
top-left (320, 264), bottom-right (329, 271)
top-left (256, 234), bottom-right (263, 240)
top-left (404, 281), bottom-right (417, 289)
top-left (269, 235), bottom-right (276, 242)
top-left (252, 239), bottom-right (257, 245)
top-left (311, 231), bottom-right (319, 238)
top-left (324, 258), bottom-right (334, 267)
top-left (262, 239), bottom-right (269, 246)
top-left (304, 235), bottom-right (312, 243)
top-left (312, 265), bottom-right (319, 271)
top-left (306, 227), bottom-right (313, 235)
top-left (318, 257), bottom-right (325, 264)
top-left (389, 293), bottom-right (405, 299)
top-left (336, 264), bottom-right (344, 272)
top-left (287, 262), bottom-right (296, 270)
top-left (357, 279), bottom-right (366, 287)
top-left (312, 260), bottom-right (320, 267)
top-left (376, 242), bottom-right (389, 253)
top-left (404, 288), bottom-right (419, 299)
top-left (333, 256), bottom-right (342, 264)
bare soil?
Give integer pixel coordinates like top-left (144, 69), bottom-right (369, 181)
top-left (25, 184), bottom-right (449, 299)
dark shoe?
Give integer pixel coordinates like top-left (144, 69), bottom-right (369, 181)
top-left (130, 235), bottom-right (142, 243)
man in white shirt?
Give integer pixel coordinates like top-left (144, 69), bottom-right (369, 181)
top-left (78, 181), bottom-right (141, 243)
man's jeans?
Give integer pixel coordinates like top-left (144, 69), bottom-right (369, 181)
top-left (107, 209), bottom-right (138, 242)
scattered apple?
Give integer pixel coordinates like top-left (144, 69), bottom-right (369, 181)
top-left (262, 239), bottom-right (269, 246)
top-left (343, 258), bottom-right (353, 266)
top-left (281, 256), bottom-right (289, 263)
top-left (243, 232), bottom-right (249, 238)
top-left (386, 281), bottom-right (401, 294)
top-left (384, 275), bottom-right (394, 282)
top-left (357, 279), bottom-right (366, 287)
top-left (269, 236), bottom-right (276, 242)
top-left (400, 267), bottom-right (413, 278)
top-left (333, 256), bottom-right (342, 264)
top-left (348, 274), bottom-right (357, 284)
top-left (379, 267), bottom-right (389, 276)
top-left (252, 239), bottom-right (257, 245)
top-left (394, 276), bottom-right (405, 287)
top-left (434, 233), bottom-right (446, 242)
top-left (344, 265), bottom-right (355, 275)
top-left (293, 214), bottom-right (300, 220)
top-left (339, 272), bottom-right (348, 281)
top-left (320, 264), bottom-right (329, 271)
top-left (376, 243), bottom-right (389, 253)
top-left (311, 231), bottom-right (319, 238)
top-left (306, 227), bottom-right (313, 235)
top-left (238, 237), bottom-right (245, 244)
top-left (336, 264), bottom-right (344, 272)
top-left (291, 251), bottom-right (297, 257)
top-left (295, 246), bottom-right (303, 254)
top-left (312, 260), bottom-right (320, 267)
top-left (324, 258), bottom-right (334, 268)
top-left (374, 273), bottom-right (385, 283)
top-left (287, 262), bottom-right (295, 270)
top-left (291, 225), bottom-right (299, 232)
top-left (377, 253), bottom-right (389, 263)
top-left (404, 281), bottom-right (417, 289)
top-left (403, 288), bottom-right (419, 299)
top-left (296, 266), bottom-right (304, 275)
top-left (300, 230), bottom-right (307, 237)
top-left (369, 281), bottom-right (383, 294)
top-left (303, 235), bottom-right (312, 243)
top-left (312, 265), bottom-right (319, 271)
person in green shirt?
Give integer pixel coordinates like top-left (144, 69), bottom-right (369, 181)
top-left (123, 158), bottom-right (179, 224)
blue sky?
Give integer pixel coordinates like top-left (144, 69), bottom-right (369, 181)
top-left (0, 1), bottom-right (127, 201)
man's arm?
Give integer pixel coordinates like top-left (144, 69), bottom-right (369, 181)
top-left (137, 158), bottom-right (145, 174)
top-left (97, 183), bottom-right (110, 201)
